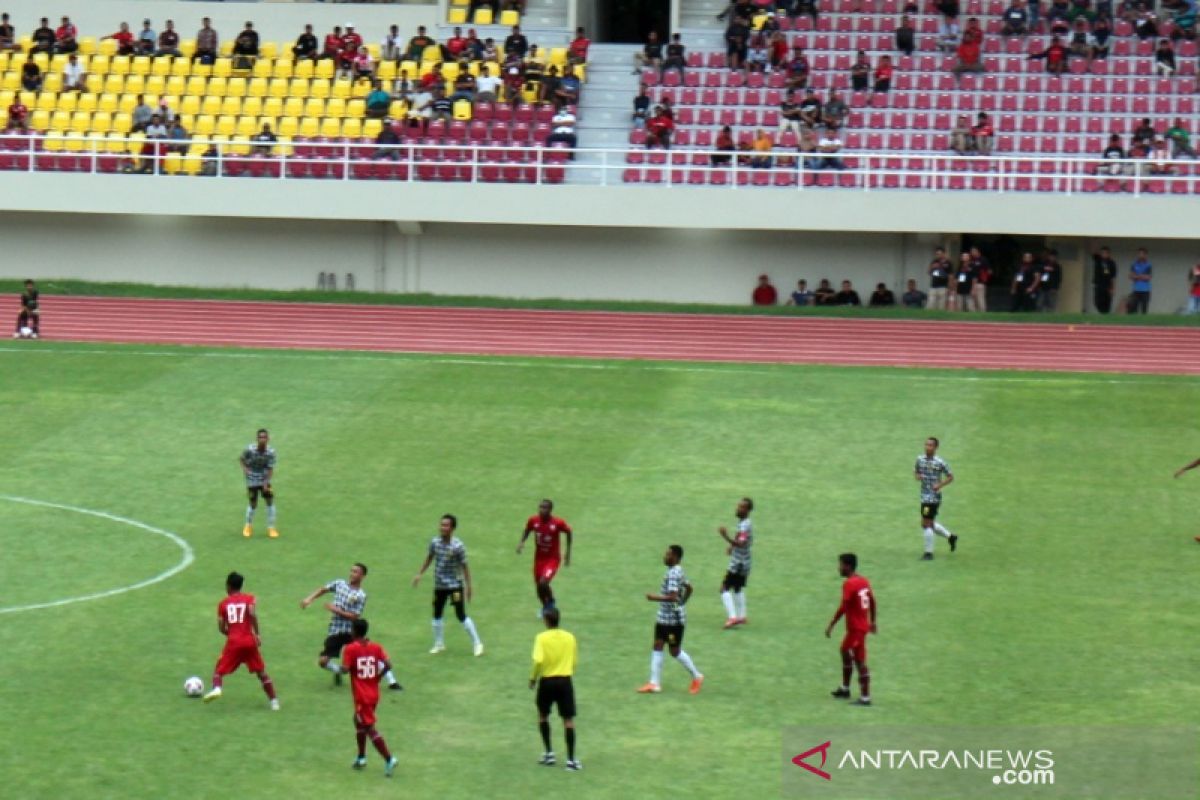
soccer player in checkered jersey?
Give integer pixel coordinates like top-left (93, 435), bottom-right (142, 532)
top-left (412, 514), bottom-right (484, 657)
top-left (517, 499), bottom-right (573, 617)
top-left (239, 428), bottom-right (278, 538)
top-left (915, 436), bottom-right (958, 560)
top-left (1173, 457), bottom-right (1200, 542)
top-left (826, 552), bottom-right (876, 706)
top-left (301, 563), bottom-right (401, 691)
top-left (638, 544), bottom-right (704, 695)
top-left (718, 497), bottom-right (754, 629)
top-left (202, 571), bottom-right (279, 709)
top-left (343, 618), bottom-right (399, 777)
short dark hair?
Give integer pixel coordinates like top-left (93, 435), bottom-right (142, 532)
top-left (257, 428), bottom-right (268, 436)
top-left (226, 571), bottom-right (244, 591)
top-left (543, 607), bottom-right (561, 627)
top-left (442, 514), bottom-right (457, 530)
top-left (742, 496), bottom-right (754, 511)
top-left (352, 618), bottom-right (369, 638)
top-left (540, 499), bottom-right (554, 510)
top-left (669, 544), bottom-right (684, 560)
top-left (928, 436), bottom-right (940, 446)
top-left (839, 552), bottom-right (858, 571)
top-left (354, 561), bottom-right (368, 576)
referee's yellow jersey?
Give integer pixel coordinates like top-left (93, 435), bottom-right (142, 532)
top-left (530, 628), bottom-right (578, 681)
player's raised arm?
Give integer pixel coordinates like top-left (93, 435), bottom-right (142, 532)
top-left (300, 585), bottom-right (329, 609)
top-left (1175, 458), bottom-right (1200, 478)
top-left (412, 552), bottom-right (434, 586)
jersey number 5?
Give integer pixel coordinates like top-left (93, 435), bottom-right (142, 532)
top-left (225, 603), bottom-right (247, 623)
top-left (355, 656), bottom-right (377, 679)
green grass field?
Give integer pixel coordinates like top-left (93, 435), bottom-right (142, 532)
top-left (2, 341), bottom-right (1199, 799)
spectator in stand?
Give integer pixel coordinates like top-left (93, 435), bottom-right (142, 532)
top-left (372, 121), bottom-right (402, 160)
top-left (646, 106), bottom-right (675, 149)
top-left (952, 253), bottom-right (975, 311)
top-left (429, 88), bottom-right (453, 124)
top-left (505, 25), bottom-right (529, 59)
top-left (1129, 248), bottom-right (1152, 313)
top-left (481, 37), bottom-right (499, 63)
top-left (1131, 118), bottom-right (1155, 148)
top-left (380, 25), bottom-right (403, 62)
top-left (751, 129), bottom-right (773, 168)
top-left (664, 33), bottom-right (686, 77)
top-left (869, 283), bottom-right (897, 307)
top-left (166, 117), bottom-right (189, 154)
top-left (746, 31), bottom-right (770, 72)
top-left (895, 15), bottom-right (916, 56)
top-left (1089, 15), bottom-right (1112, 59)
top-left (1011, 252), bottom-right (1038, 311)
top-left (822, 90), bottom-right (849, 129)
top-left (833, 281), bottom-right (862, 306)
top-left (569, 27), bottom-right (591, 65)
top-left (30, 17), bottom-right (54, 54)
top-left (718, 0), bottom-right (755, 23)
top-left (951, 114), bottom-right (973, 153)
top-left (1092, 246), bottom-right (1118, 313)
top-left (555, 66), bottom-right (581, 109)
top-left (503, 65), bottom-right (524, 102)
top-left (406, 26), bottom-right (435, 61)
top-left (1046, 0), bottom-right (1071, 26)
top-left (106, 22), bottom-right (136, 57)
top-left (1135, 9), bottom-right (1158, 39)
top-left (817, 126), bottom-right (846, 169)
top-left (20, 60), bottom-right (41, 92)
top-left (55, 16), bottom-right (78, 55)
top-left (252, 123), bottom-right (277, 157)
top-left (62, 54), bottom-right (86, 92)
top-left (1002, 0), bottom-right (1029, 34)
top-left (195, 18), bottom-right (219, 64)
top-left (799, 88), bottom-right (822, 127)
top-left (769, 31), bottom-right (789, 71)
top-left (795, 0), bottom-right (820, 22)
top-left (546, 106), bottom-right (577, 155)
top-left (6, 97), bottom-right (27, 131)
top-left (421, 63), bottom-right (445, 91)
top-left (928, 247), bottom-right (952, 309)
top-left (351, 46), bottom-right (375, 81)
top-left (786, 44), bottom-right (810, 90)
top-left (1166, 118), bottom-right (1196, 158)
top-left (1029, 34), bottom-right (1068, 76)
top-left (633, 31), bottom-right (663, 73)
top-left (902, 279), bottom-right (928, 309)
top-left (0, 14), bottom-right (14, 53)
top-left (406, 85), bottom-right (433, 132)
top-left (970, 112), bottom-right (994, 155)
top-left (157, 20), bottom-right (181, 57)
top-left (524, 46), bottom-right (547, 101)
top-left (752, 274), bottom-right (779, 305)
top-left (813, 279), bottom-right (836, 305)
top-left (712, 125), bottom-right (735, 166)
top-left (445, 27), bottom-right (468, 60)
top-left (136, 19), bottom-right (156, 56)
top-left (778, 89), bottom-right (804, 136)
top-left (1150, 137), bottom-right (1174, 175)
top-left (632, 84), bottom-right (651, 128)
top-left (392, 70), bottom-right (414, 102)
top-left (969, 246), bottom-right (990, 312)
top-left (725, 15), bottom-right (751, 72)
top-left (339, 25), bottom-right (363, 75)
top-left (937, 17), bottom-right (961, 52)
top-left (952, 18), bottom-right (986, 81)
top-left (1155, 38), bottom-right (1177, 76)
top-left (367, 81), bottom-right (392, 119)
top-left (320, 26), bottom-right (343, 62)
top-left (476, 65), bottom-right (501, 103)
top-left (850, 50), bottom-right (871, 91)
top-left (1037, 250), bottom-right (1062, 311)
top-left (786, 280), bottom-right (814, 306)
top-left (799, 125), bottom-right (820, 167)
top-left (131, 95), bottom-right (153, 132)
top-left (1027, 0), bottom-right (1042, 30)
top-left (292, 24), bottom-right (318, 61)
top-left (540, 65), bottom-right (561, 107)
top-left (874, 56), bottom-right (894, 94)
top-left (1066, 18), bottom-right (1093, 63)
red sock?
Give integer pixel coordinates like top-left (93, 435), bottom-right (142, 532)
top-left (258, 672), bottom-right (277, 700)
top-left (355, 723), bottom-right (367, 757)
top-left (858, 664), bottom-right (871, 698)
top-left (211, 673), bottom-right (223, 690)
top-left (841, 653), bottom-right (852, 687)
top-left (368, 728), bottom-right (392, 760)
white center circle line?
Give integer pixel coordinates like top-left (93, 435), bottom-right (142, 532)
top-left (0, 495), bottom-right (195, 615)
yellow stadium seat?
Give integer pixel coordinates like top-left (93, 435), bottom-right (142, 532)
top-left (0, 53), bottom-right (9, 72)
top-left (443, 62), bottom-right (460, 81)
top-left (220, 97), bottom-right (241, 117)
top-left (57, 93), bottom-right (78, 113)
top-left (248, 78), bottom-right (267, 98)
top-left (146, 76), bottom-right (166, 96)
top-left (549, 48), bottom-right (568, 67)
top-left (292, 60), bottom-right (313, 79)
top-left (208, 77), bottom-right (228, 97)
top-left (182, 154), bottom-right (202, 175)
top-left (97, 39), bottom-right (117, 58)
top-left (364, 119), bottom-right (382, 138)
top-left (79, 37), bottom-right (96, 56)
top-left (319, 118), bottom-right (341, 138)
top-left (187, 135), bottom-right (208, 156)
top-left (42, 131), bottom-right (63, 152)
top-left (268, 78), bottom-right (288, 98)
top-left (77, 93), bottom-right (97, 112)
top-left (234, 117), bottom-right (255, 137)
top-left (82, 73), bottom-right (102, 94)
top-left (252, 59), bottom-right (272, 79)
top-left (331, 80), bottom-right (353, 100)
top-left (32, 53), bottom-right (50, 71)
top-left (50, 54), bottom-right (68, 72)
top-left (19, 90), bottom-right (36, 107)
top-left (212, 58), bottom-right (232, 79)
top-left (91, 111), bottom-right (112, 133)
top-left (228, 77), bottom-right (247, 97)
top-left (0, 73), bottom-right (16, 92)
top-left (0, 89), bottom-right (11, 107)
top-left (216, 116), bottom-right (237, 136)
top-left (282, 97), bottom-right (303, 118)
top-left (500, 10), bottom-right (521, 26)
top-left (575, 65), bottom-right (586, 82)
top-left (342, 118), bottom-right (362, 138)
top-left (98, 93), bottom-right (119, 113)
top-left (180, 40), bottom-right (196, 60)
top-left (166, 76), bottom-right (186, 96)
top-left (310, 78), bottom-right (331, 99)
top-left (474, 9), bottom-right (494, 25)
top-left (185, 76), bottom-right (206, 96)
top-left (453, 100), bottom-right (472, 121)
top-left (70, 111), bottom-right (90, 132)
top-left (273, 137), bottom-right (293, 158)
top-left (389, 100), bottom-right (406, 118)
top-left (448, 8), bottom-right (468, 24)
top-left (110, 55), bottom-right (130, 75)
top-left (194, 115), bottom-right (215, 135)
top-left (112, 112), bottom-right (132, 132)
top-left (29, 109), bottom-right (50, 130)
top-left (314, 60), bottom-right (334, 80)
top-left (49, 111), bottom-right (70, 130)
top-left (288, 78), bottom-right (309, 98)
top-left (102, 74), bottom-right (124, 94)
top-left (151, 57), bottom-right (172, 77)
top-left (126, 132), bottom-right (145, 155)
top-left (399, 60), bottom-right (418, 79)
top-left (378, 61), bottom-right (397, 82)
top-left (272, 60), bottom-right (293, 80)
top-left (131, 56), bottom-right (151, 76)
top-left (163, 152), bottom-right (183, 175)
top-left (117, 95), bottom-right (137, 114)
top-left (303, 98), bottom-right (324, 118)
top-left (125, 76), bottom-right (146, 96)
top-left (277, 117), bottom-right (298, 137)
top-left (227, 139), bottom-right (250, 156)
top-left (64, 132), bottom-right (87, 153)
top-left (41, 74), bottom-right (62, 93)
top-left (171, 58), bottom-right (191, 77)
top-left (261, 42), bottom-right (278, 61)
top-left (18, 34), bottom-right (32, 53)
top-left (243, 97), bottom-right (263, 118)
top-left (299, 117), bottom-right (319, 137)
top-left (751, 12), bottom-right (769, 30)
top-left (219, 41), bottom-right (235, 58)
top-left (452, 0), bottom-right (470, 6)
top-left (347, 99), bottom-right (365, 118)
top-left (326, 98), bottom-right (346, 118)
top-left (200, 96), bottom-right (221, 116)
top-left (35, 94), bottom-right (56, 113)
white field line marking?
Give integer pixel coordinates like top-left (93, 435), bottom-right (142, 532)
top-left (0, 345), bottom-right (1198, 385)
top-left (0, 496), bottom-right (194, 615)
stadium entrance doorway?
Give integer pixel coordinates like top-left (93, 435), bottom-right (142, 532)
top-left (600, 0), bottom-right (670, 43)
top-left (960, 233), bottom-right (1047, 312)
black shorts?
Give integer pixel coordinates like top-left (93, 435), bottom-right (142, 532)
top-left (654, 623), bottom-right (685, 647)
top-left (433, 587), bottom-right (467, 620)
top-left (321, 631), bottom-right (353, 659)
top-left (722, 570), bottom-right (748, 591)
top-left (955, 284), bottom-right (972, 296)
top-left (536, 676), bottom-right (576, 718)
top-left (921, 502), bottom-right (940, 520)
top-left (247, 484), bottom-right (274, 502)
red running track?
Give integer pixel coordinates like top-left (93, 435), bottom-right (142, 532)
top-left (7, 295), bottom-right (1200, 375)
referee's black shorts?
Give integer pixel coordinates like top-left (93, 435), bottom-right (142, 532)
top-left (536, 676), bottom-right (576, 718)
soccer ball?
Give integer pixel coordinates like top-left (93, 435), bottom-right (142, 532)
top-left (184, 676), bottom-right (204, 697)
top-left (18, 326), bottom-right (31, 338)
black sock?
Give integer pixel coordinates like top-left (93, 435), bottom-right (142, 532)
top-left (565, 727), bottom-right (576, 761)
top-left (539, 721), bottom-right (551, 751)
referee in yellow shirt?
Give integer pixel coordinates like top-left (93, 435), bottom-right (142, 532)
top-left (529, 607), bottom-right (580, 771)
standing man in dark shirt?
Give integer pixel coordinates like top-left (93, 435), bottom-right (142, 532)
top-left (1011, 252), bottom-right (1038, 311)
top-left (1091, 246), bottom-right (1117, 313)
top-left (504, 25), bottom-right (529, 59)
top-left (633, 31), bottom-right (662, 73)
top-left (928, 247), bottom-right (952, 310)
top-left (953, 253), bottom-right (975, 312)
top-left (725, 16), bottom-right (750, 72)
top-left (968, 246), bottom-right (990, 312)
top-left (663, 33), bottom-right (686, 77)
top-left (895, 15), bottom-right (916, 55)
top-left (14, 278), bottom-right (38, 338)
top-left (1037, 250), bottom-right (1062, 312)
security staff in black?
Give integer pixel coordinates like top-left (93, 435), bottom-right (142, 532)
top-left (1092, 247), bottom-right (1118, 314)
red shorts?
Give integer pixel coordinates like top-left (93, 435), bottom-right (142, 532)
top-left (534, 557), bottom-right (560, 583)
top-left (215, 641), bottom-right (265, 675)
top-left (840, 631), bottom-right (868, 663)
top-left (353, 689), bottom-right (380, 727)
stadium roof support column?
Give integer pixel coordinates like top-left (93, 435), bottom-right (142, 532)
top-left (670, 0), bottom-right (681, 33)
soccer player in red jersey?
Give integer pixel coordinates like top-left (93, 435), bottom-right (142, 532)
top-left (824, 553), bottom-right (876, 707)
top-left (343, 618), bottom-right (399, 777)
top-left (517, 499), bottom-right (573, 615)
top-left (203, 571), bottom-right (279, 710)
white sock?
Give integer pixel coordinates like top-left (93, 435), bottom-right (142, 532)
top-left (324, 662), bottom-right (342, 674)
top-left (734, 591), bottom-right (747, 620)
top-left (649, 650), bottom-right (663, 685)
top-left (933, 522), bottom-right (953, 539)
top-left (432, 618), bottom-right (445, 645)
top-left (267, 504), bottom-right (277, 526)
top-left (245, 506), bottom-right (254, 524)
top-left (462, 617), bottom-right (481, 645)
top-left (384, 669), bottom-right (398, 686)
top-left (923, 527), bottom-right (934, 553)
top-left (675, 650), bottom-right (701, 678)
top-left (721, 590), bottom-right (736, 619)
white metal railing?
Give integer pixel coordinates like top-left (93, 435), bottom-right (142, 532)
top-left (2, 132), bottom-right (1197, 195)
